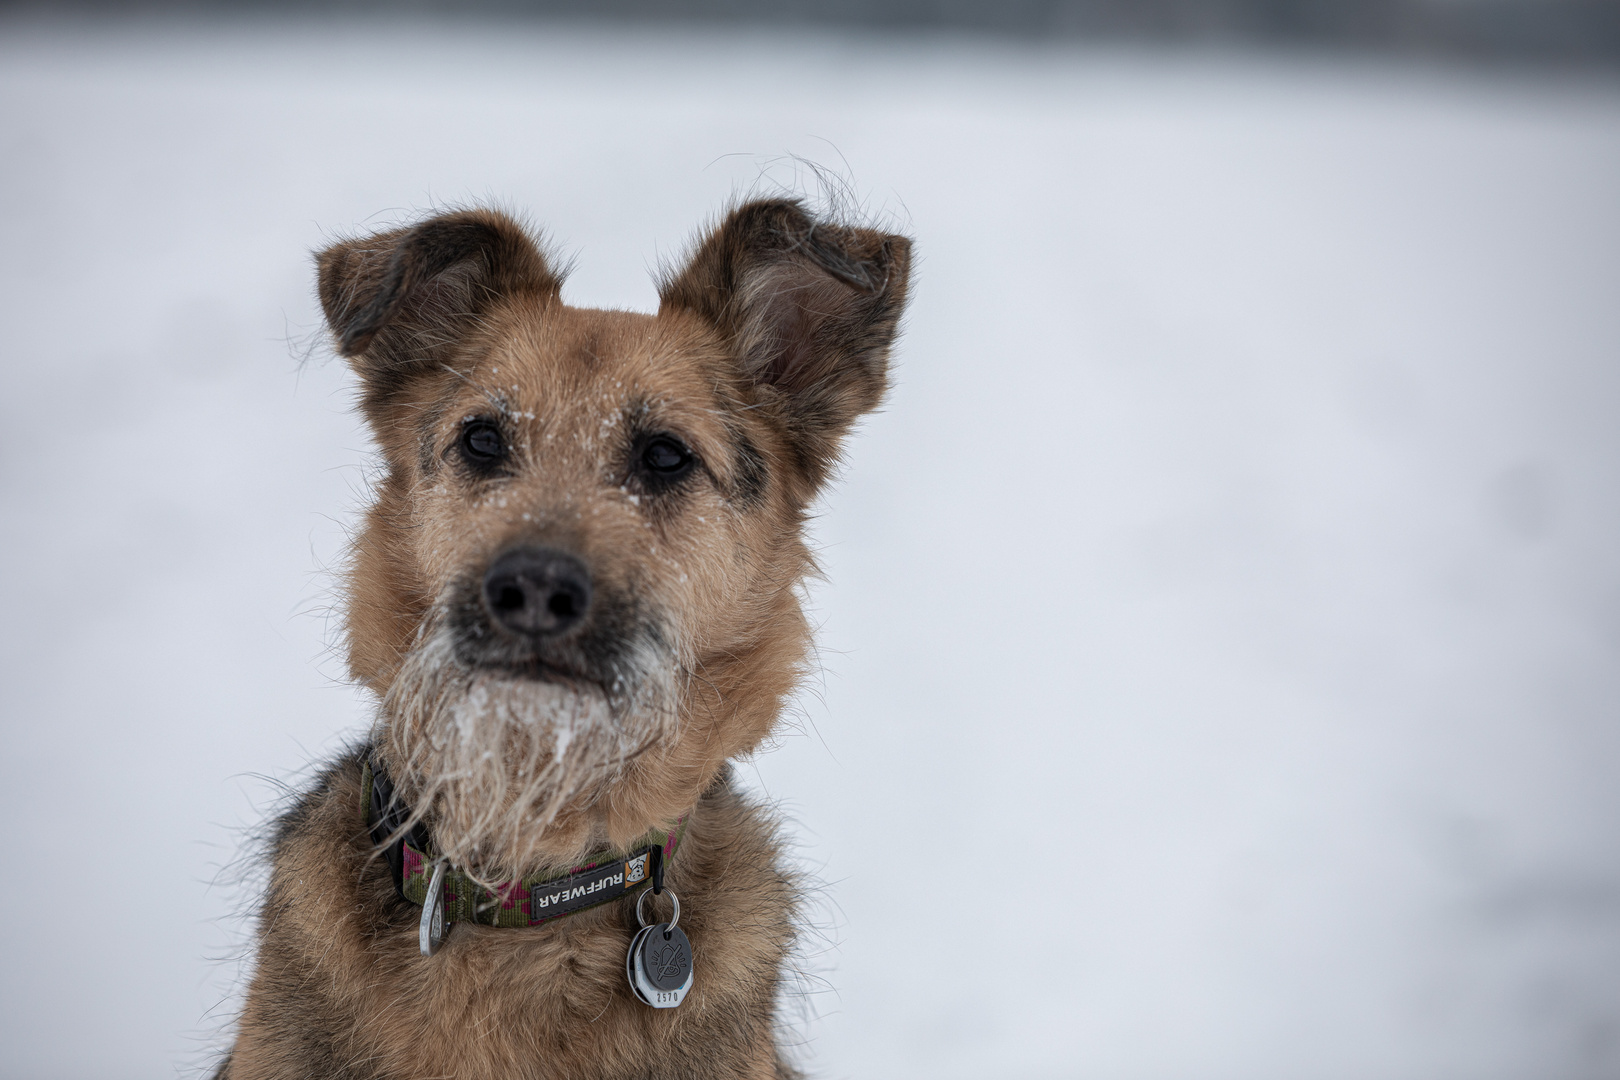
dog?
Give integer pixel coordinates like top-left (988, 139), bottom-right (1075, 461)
top-left (215, 199), bottom-right (912, 1080)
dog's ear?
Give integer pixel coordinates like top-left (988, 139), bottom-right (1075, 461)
top-left (316, 208), bottom-right (560, 406)
top-left (659, 199), bottom-right (912, 486)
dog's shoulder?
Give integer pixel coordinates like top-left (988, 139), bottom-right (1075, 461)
top-left (261, 745), bottom-right (384, 912)
top-left (267, 745), bottom-right (369, 854)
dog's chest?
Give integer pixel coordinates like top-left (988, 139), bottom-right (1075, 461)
top-left (357, 915), bottom-right (716, 1078)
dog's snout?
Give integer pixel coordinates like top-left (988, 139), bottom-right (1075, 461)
top-left (482, 547), bottom-right (592, 638)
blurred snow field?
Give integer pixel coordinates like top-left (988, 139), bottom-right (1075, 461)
top-left (1, 17), bottom-right (1619, 1080)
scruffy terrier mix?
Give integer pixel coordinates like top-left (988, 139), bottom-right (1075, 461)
top-left (216, 200), bottom-right (912, 1079)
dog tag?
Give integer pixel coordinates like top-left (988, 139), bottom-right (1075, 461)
top-left (627, 923), bottom-right (693, 1008)
top-left (627, 886), bottom-right (693, 1008)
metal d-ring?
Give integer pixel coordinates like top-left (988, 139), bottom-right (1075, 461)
top-left (635, 885), bottom-right (679, 932)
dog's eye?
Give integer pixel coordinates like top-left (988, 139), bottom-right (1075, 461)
top-left (638, 436), bottom-right (694, 480)
top-left (459, 421), bottom-right (506, 466)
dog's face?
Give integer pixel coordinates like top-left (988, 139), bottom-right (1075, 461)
top-left (317, 202), bottom-right (910, 874)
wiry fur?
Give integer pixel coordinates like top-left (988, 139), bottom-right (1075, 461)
top-left (218, 199), bottom-right (911, 1079)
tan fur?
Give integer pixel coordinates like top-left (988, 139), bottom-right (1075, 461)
top-left (220, 200), bottom-right (911, 1079)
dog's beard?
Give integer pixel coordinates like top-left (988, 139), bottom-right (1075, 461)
top-left (375, 608), bottom-right (679, 882)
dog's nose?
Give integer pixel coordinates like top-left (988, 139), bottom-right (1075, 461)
top-left (482, 547), bottom-right (592, 638)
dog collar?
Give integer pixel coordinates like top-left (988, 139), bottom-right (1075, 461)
top-left (360, 755), bottom-right (687, 930)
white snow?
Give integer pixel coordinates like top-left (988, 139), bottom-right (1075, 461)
top-left (1, 16), bottom-right (1618, 1080)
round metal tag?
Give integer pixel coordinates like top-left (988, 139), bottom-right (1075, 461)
top-left (625, 924), bottom-right (654, 995)
top-left (627, 923), bottom-right (693, 1008)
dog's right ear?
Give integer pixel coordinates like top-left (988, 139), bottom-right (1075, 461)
top-left (316, 208), bottom-right (560, 406)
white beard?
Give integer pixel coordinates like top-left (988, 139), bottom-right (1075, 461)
top-left (374, 609), bottom-right (679, 881)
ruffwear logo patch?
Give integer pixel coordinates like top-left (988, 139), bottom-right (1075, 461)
top-left (625, 852), bottom-right (649, 884)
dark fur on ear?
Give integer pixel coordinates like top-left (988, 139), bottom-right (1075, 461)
top-left (316, 208), bottom-right (561, 412)
top-left (659, 199), bottom-right (912, 488)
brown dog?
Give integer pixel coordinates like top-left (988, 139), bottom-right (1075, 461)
top-left (216, 200), bottom-right (911, 1080)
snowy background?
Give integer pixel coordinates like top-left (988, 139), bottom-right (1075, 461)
top-left (2, 16), bottom-right (1619, 1080)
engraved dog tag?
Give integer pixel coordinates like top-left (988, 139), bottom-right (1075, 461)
top-left (626, 923), bottom-right (693, 1008)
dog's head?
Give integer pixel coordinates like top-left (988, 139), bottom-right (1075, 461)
top-left (317, 201), bottom-right (911, 874)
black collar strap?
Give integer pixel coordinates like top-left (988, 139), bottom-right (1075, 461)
top-left (361, 755), bottom-right (687, 928)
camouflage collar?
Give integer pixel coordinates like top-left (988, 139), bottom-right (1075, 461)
top-left (361, 755), bottom-right (687, 933)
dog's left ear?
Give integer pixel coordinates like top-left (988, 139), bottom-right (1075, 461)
top-left (660, 199), bottom-right (912, 486)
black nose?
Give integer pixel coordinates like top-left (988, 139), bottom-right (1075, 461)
top-left (482, 547), bottom-right (592, 638)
